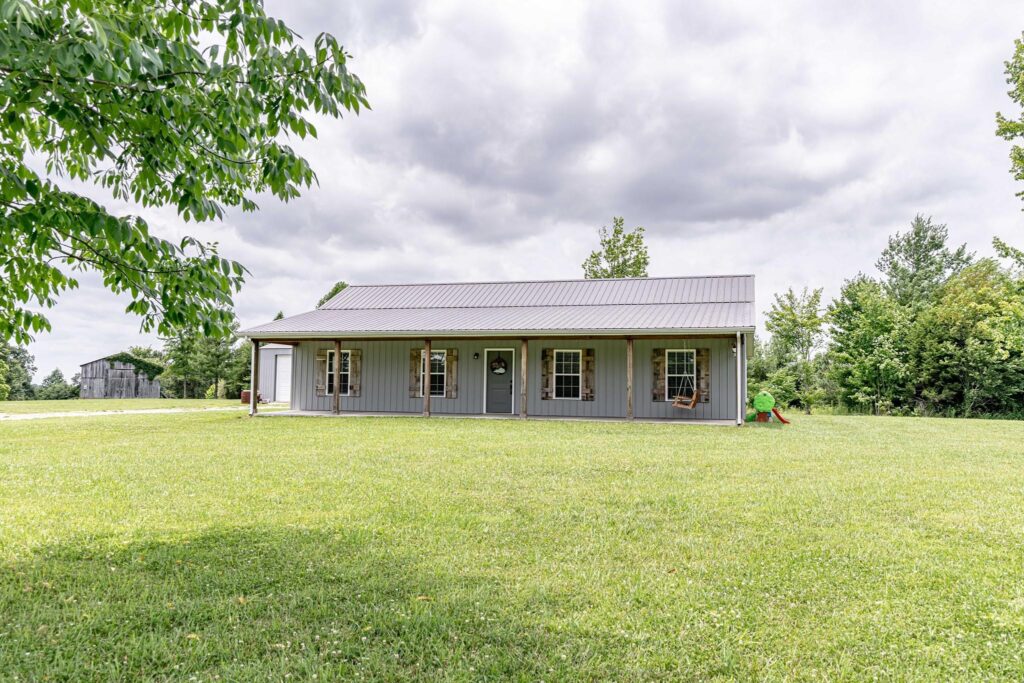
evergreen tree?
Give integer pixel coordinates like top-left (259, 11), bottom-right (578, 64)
top-left (876, 215), bottom-right (971, 309)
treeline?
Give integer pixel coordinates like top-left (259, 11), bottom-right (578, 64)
top-left (0, 346), bottom-right (81, 401)
top-left (752, 216), bottom-right (1024, 418)
top-left (116, 329), bottom-right (253, 400)
top-left (0, 329), bottom-right (254, 402)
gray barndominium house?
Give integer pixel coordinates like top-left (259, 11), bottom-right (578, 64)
top-left (240, 275), bottom-right (754, 424)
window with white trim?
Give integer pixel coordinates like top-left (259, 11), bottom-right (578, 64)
top-left (553, 349), bottom-right (582, 399)
top-left (326, 350), bottom-right (350, 396)
top-left (666, 349), bottom-right (695, 400)
top-left (420, 350), bottom-right (446, 397)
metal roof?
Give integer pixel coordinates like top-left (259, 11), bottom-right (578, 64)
top-left (241, 275), bottom-right (755, 338)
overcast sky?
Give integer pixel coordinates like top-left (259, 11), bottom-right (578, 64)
top-left (24, 0), bottom-right (1024, 380)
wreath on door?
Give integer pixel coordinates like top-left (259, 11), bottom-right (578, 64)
top-left (489, 356), bottom-right (508, 374)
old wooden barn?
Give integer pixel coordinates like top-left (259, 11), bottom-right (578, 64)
top-left (79, 355), bottom-right (162, 399)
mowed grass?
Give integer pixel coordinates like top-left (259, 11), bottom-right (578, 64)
top-left (0, 398), bottom-right (242, 415)
top-left (1, 413), bottom-right (1023, 681)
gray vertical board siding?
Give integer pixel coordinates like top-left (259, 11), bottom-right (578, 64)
top-left (291, 336), bottom-right (741, 421)
top-left (293, 340), bottom-right (504, 414)
top-left (78, 359), bottom-right (161, 399)
top-left (526, 339), bottom-right (627, 418)
top-left (257, 346), bottom-right (293, 402)
top-left (632, 338), bottom-right (737, 420)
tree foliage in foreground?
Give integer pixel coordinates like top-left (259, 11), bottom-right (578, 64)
top-left (996, 31), bottom-right (1024, 205)
top-left (582, 217), bottom-right (650, 279)
top-left (0, 0), bottom-right (368, 343)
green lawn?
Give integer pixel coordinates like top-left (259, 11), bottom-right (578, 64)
top-left (1, 414), bottom-right (1022, 681)
top-left (0, 398), bottom-right (243, 415)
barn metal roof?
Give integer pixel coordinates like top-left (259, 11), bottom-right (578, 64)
top-left (241, 275), bottom-right (756, 339)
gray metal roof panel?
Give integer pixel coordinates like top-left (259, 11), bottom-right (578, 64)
top-left (320, 274), bottom-right (753, 310)
top-left (241, 275), bottom-right (755, 337)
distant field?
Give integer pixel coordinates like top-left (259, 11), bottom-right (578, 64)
top-left (1, 413), bottom-right (1022, 680)
top-left (0, 398), bottom-right (243, 414)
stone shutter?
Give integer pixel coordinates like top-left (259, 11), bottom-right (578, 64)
top-left (540, 348), bottom-right (554, 400)
top-left (408, 348), bottom-right (421, 398)
top-left (696, 348), bottom-right (710, 403)
top-left (651, 348), bottom-right (665, 401)
top-left (315, 348), bottom-right (328, 397)
top-left (445, 349), bottom-right (458, 399)
top-left (349, 349), bottom-right (362, 397)
top-left (581, 348), bottom-right (596, 401)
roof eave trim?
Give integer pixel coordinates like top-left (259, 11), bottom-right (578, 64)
top-left (242, 327), bottom-right (757, 340)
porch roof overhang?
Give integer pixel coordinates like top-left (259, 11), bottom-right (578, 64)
top-left (245, 327), bottom-right (755, 342)
top-left (240, 303), bottom-right (756, 341)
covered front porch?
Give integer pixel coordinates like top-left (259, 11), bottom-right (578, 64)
top-left (248, 334), bottom-right (749, 425)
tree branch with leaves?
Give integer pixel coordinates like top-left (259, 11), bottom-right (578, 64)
top-left (0, 0), bottom-right (369, 343)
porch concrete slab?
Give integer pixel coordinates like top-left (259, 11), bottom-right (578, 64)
top-left (256, 410), bottom-right (736, 426)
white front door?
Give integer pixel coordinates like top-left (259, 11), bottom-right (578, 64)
top-left (275, 355), bottom-right (292, 403)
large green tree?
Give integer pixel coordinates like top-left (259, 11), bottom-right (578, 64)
top-left (759, 287), bottom-right (826, 412)
top-left (827, 276), bottom-right (911, 414)
top-left (0, 344), bottom-right (35, 399)
top-left (0, 0), bottom-right (368, 343)
top-left (876, 215), bottom-right (971, 309)
top-left (581, 217), bottom-right (649, 279)
top-left (34, 368), bottom-right (78, 400)
top-left (909, 260), bottom-right (1024, 416)
top-left (996, 32), bottom-right (1024, 203)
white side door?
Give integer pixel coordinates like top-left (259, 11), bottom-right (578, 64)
top-left (275, 355), bottom-right (292, 403)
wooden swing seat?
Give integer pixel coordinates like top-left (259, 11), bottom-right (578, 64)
top-left (671, 389), bottom-right (700, 410)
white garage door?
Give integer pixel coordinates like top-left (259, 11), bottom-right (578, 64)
top-left (274, 355), bottom-right (292, 404)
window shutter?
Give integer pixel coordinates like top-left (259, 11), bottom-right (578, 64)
top-left (445, 349), bottom-right (458, 399)
top-left (541, 348), bottom-right (554, 400)
top-left (581, 348), bottom-right (596, 401)
top-left (409, 348), bottom-right (421, 398)
top-left (349, 349), bottom-right (362, 397)
top-left (696, 348), bottom-right (710, 403)
top-left (315, 349), bottom-right (328, 397)
top-left (651, 348), bottom-right (665, 401)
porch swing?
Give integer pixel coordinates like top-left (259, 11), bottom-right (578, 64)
top-left (671, 388), bottom-right (700, 410)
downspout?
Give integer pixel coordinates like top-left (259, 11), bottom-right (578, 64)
top-left (736, 330), bottom-right (743, 426)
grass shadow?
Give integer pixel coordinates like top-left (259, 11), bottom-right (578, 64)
top-left (0, 526), bottom-right (599, 681)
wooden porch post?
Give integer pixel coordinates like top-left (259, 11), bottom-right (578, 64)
top-left (626, 337), bottom-right (634, 420)
top-left (520, 338), bottom-right (528, 418)
top-left (423, 339), bottom-right (431, 417)
top-left (333, 340), bottom-right (341, 415)
top-left (249, 340), bottom-right (259, 416)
